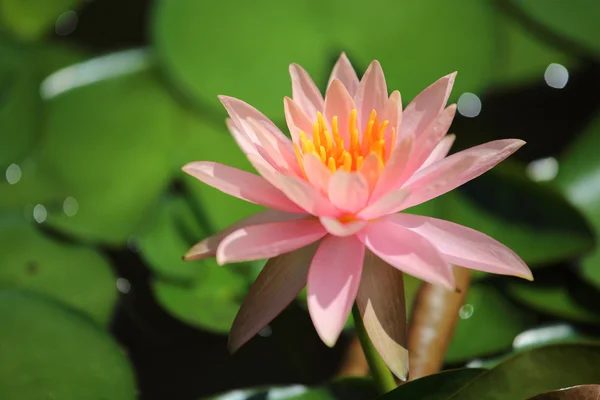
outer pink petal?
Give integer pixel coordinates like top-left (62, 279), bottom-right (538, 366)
top-left (228, 244), bottom-right (317, 352)
top-left (357, 218), bottom-right (455, 289)
top-left (390, 213), bottom-right (533, 280)
top-left (356, 251), bottom-right (409, 380)
top-left (324, 79), bottom-right (356, 144)
top-left (290, 63), bottom-right (324, 117)
top-left (357, 189), bottom-right (410, 220)
top-left (225, 118), bottom-right (257, 156)
top-left (219, 95), bottom-right (291, 145)
top-left (404, 105), bottom-right (456, 176)
top-left (327, 53), bottom-right (359, 96)
top-left (182, 161), bottom-right (304, 213)
top-left (398, 72), bottom-right (456, 141)
top-left (247, 118), bottom-right (301, 176)
top-left (216, 219), bottom-right (327, 264)
top-left (380, 90), bottom-right (402, 153)
top-left (401, 139), bottom-right (525, 210)
top-left (307, 235), bottom-right (365, 347)
top-left (419, 134), bottom-right (456, 170)
top-left (328, 171), bottom-right (369, 213)
top-left (303, 153), bottom-right (331, 194)
top-left (284, 97), bottom-right (314, 143)
top-left (184, 210), bottom-right (306, 261)
top-left (354, 60), bottom-right (388, 132)
top-left (319, 217), bottom-right (367, 237)
top-left (371, 134), bottom-right (414, 201)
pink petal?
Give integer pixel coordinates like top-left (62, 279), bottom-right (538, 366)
top-left (184, 210), bottom-right (306, 261)
top-left (358, 189), bottom-right (410, 220)
top-left (390, 213), bottom-right (533, 280)
top-left (319, 217), bottom-right (367, 237)
top-left (303, 153), bottom-right (331, 194)
top-left (290, 63), bottom-right (324, 117)
top-left (328, 171), bottom-right (369, 213)
top-left (356, 251), bottom-right (409, 380)
top-left (419, 134), bottom-right (456, 170)
top-left (182, 161), bottom-right (304, 213)
top-left (327, 53), bottom-right (359, 96)
top-left (354, 60), bottom-right (388, 132)
top-left (247, 118), bottom-right (301, 176)
top-left (226, 118), bottom-right (258, 156)
top-left (307, 235), bottom-right (365, 347)
top-left (324, 79), bottom-right (356, 144)
top-left (404, 105), bottom-right (456, 176)
top-left (371, 134), bottom-right (414, 201)
top-left (228, 244), bottom-right (317, 352)
top-left (284, 97), bottom-right (314, 143)
top-left (219, 95), bottom-right (290, 145)
top-left (398, 72), bottom-right (456, 141)
top-left (357, 218), bottom-right (455, 289)
top-left (380, 90), bottom-right (402, 153)
top-left (276, 175), bottom-right (342, 217)
top-left (216, 219), bottom-right (327, 264)
top-left (359, 153), bottom-right (384, 194)
top-left (401, 139), bottom-right (525, 210)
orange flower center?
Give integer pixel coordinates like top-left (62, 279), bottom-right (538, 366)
top-left (293, 109), bottom-right (396, 174)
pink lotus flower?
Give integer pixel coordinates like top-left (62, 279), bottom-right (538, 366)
top-left (183, 53), bottom-right (532, 379)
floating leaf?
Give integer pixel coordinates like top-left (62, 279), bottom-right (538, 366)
top-left (36, 49), bottom-right (176, 244)
top-left (528, 384), bottom-right (600, 400)
top-left (0, 0), bottom-right (80, 41)
top-left (445, 283), bottom-right (535, 363)
top-left (0, 214), bottom-right (117, 325)
top-left (0, 290), bottom-right (136, 400)
top-left (153, 0), bottom-right (494, 119)
top-left (380, 369), bottom-right (487, 399)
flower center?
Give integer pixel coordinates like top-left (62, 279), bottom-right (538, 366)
top-left (293, 109), bottom-right (396, 174)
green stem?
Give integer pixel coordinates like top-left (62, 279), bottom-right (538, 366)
top-left (351, 304), bottom-right (397, 394)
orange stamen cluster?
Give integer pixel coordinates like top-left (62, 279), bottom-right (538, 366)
top-left (294, 109), bottom-right (396, 174)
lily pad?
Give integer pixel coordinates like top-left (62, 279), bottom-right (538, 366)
top-left (445, 283), bottom-right (535, 363)
top-left (0, 290), bottom-right (136, 400)
top-left (36, 49), bottom-right (176, 245)
top-left (152, 0), bottom-right (493, 119)
top-left (0, 0), bottom-right (80, 41)
top-left (380, 369), bottom-right (487, 400)
top-left (0, 213), bottom-right (117, 326)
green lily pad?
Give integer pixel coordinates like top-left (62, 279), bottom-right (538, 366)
top-left (137, 196), bottom-right (206, 282)
top-left (554, 113), bottom-right (600, 290)
top-left (0, 290), bottom-right (136, 400)
top-left (510, 0), bottom-right (600, 59)
top-left (206, 377), bottom-right (376, 400)
top-left (153, 260), bottom-right (249, 333)
top-left (0, 213), bottom-right (117, 326)
top-left (385, 344), bottom-right (600, 399)
top-left (380, 369), bottom-right (487, 400)
top-left (445, 283), bottom-right (535, 363)
top-left (152, 0), bottom-right (493, 120)
top-left (0, 0), bottom-right (80, 41)
top-left (505, 278), bottom-right (600, 324)
top-left (36, 49), bottom-right (176, 245)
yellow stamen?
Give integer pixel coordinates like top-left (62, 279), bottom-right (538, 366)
top-left (327, 157), bottom-right (336, 173)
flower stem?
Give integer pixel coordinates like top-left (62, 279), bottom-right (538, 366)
top-left (351, 304), bottom-right (397, 394)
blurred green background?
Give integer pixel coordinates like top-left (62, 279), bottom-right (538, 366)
top-left (2, 0), bottom-right (600, 399)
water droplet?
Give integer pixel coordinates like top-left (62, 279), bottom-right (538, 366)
top-left (526, 157), bottom-right (559, 182)
top-left (544, 63), bottom-right (569, 89)
top-left (459, 303), bottom-right (474, 319)
top-left (116, 278), bottom-right (131, 294)
top-left (258, 325), bottom-right (272, 337)
top-left (6, 163), bottom-right (22, 184)
top-left (33, 204), bottom-right (47, 223)
top-left (63, 196), bottom-right (79, 217)
top-left (457, 93), bottom-right (482, 118)
top-left (55, 10), bottom-right (78, 36)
